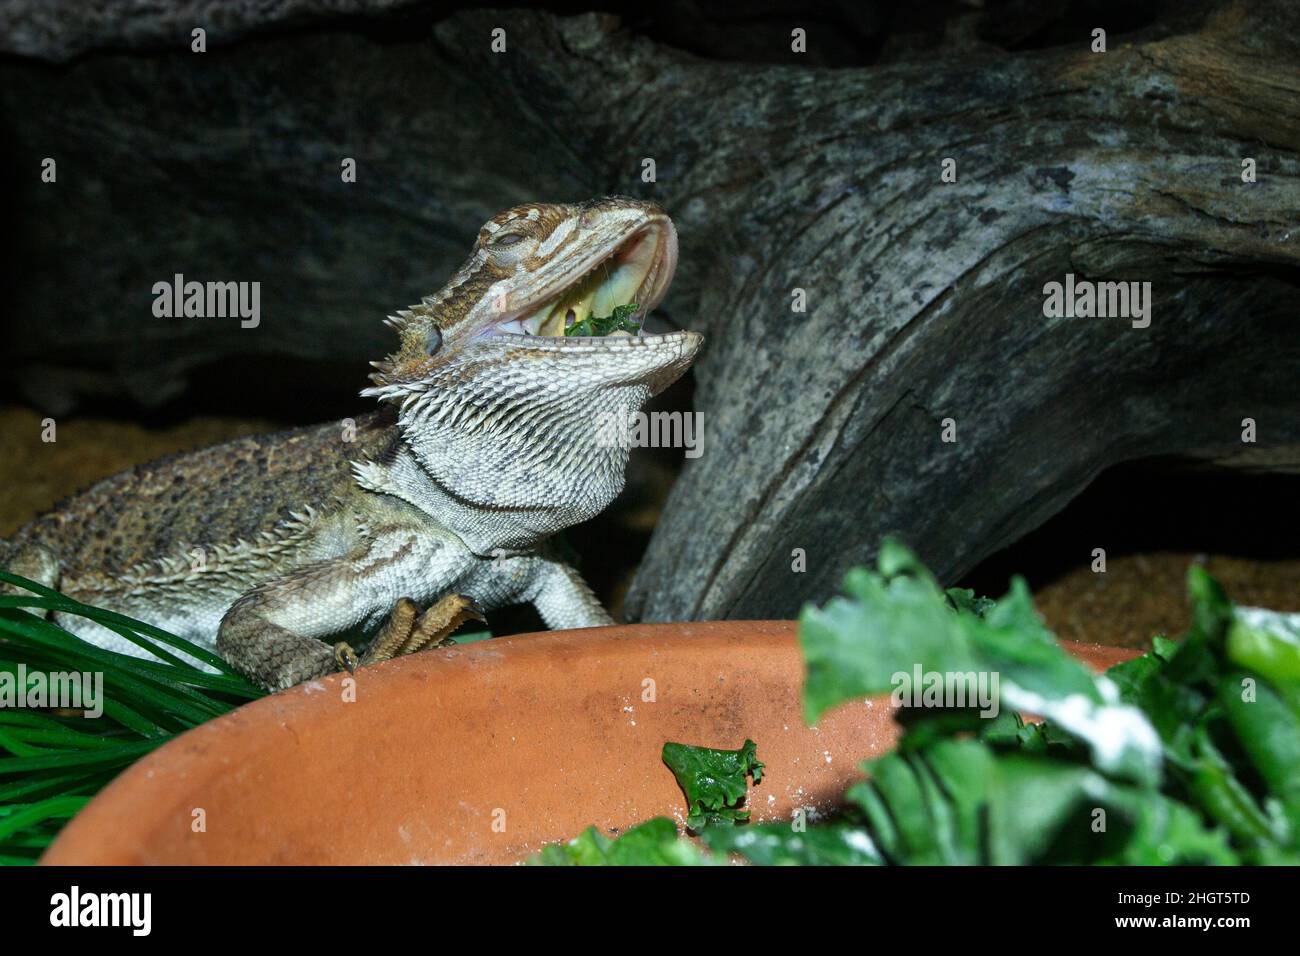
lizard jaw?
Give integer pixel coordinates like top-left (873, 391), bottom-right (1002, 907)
top-left (362, 200), bottom-right (700, 404)
top-left (485, 217), bottom-right (680, 345)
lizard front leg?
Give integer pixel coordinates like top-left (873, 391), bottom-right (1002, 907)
top-left (218, 586), bottom-right (341, 691)
top-left (359, 593), bottom-right (486, 666)
top-left (526, 553), bottom-right (616, 630)
top-left (217, 533), bottom-right (451, 691)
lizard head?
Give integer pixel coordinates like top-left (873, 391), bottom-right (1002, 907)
top-left (363, 197), bottom-right (697, 397)
top-left (359, 198), bottom-right (703, 549)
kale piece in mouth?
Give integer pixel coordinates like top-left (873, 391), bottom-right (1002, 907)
top-left (564, 302), bottom-right (641, 337)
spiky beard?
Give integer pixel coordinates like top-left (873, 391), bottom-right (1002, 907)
top-left (388, 370), bottom-right (648, 528)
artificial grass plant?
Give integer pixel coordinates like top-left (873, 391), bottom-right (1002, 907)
top-left (0, 570), bottom-right (265, 864)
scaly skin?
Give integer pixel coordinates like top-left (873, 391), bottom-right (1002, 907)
top-left (1, 198), bottom-right (701, 691)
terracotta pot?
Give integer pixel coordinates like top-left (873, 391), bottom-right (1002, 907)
top-left (41, 621), bottom-right (1136, 865)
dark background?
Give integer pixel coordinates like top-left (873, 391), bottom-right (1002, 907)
top-left (1, 0), bottom-right (1295, 642)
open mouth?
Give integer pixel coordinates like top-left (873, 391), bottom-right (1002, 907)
top-left (489, 221), bottom-right (679, 341)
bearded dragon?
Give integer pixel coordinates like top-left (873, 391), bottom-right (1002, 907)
top-left (1, 198), bottom-right (700, 691)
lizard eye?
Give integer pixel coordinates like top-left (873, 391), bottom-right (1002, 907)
top-left (426, 324), bottom-right (442, 355)
top-left (490, 232), bottom-right (526, 248)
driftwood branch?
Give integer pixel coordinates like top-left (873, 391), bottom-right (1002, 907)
top-left (3, 2), bottom-right (1298, 619)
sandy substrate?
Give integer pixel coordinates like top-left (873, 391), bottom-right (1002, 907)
top-left (2, 404), bottom-right (1294, 650)
top-left (0, 406), bottom-right (274, 537)
top-left (1034, 552), bottom-right (1300, 648)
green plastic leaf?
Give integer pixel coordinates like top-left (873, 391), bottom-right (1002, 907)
top-left (1092, 784), bottom-right (1239, 866)
top-left (1227, 607), bottom-right (1300, 686)
top-left (799, 554), bottom-right (977, 725)
top-left (1218, 673), bottom-right (1300, 835)
top-left (1186, 730), bottom-right (1282, 847)
top-left (980, 582), bottom-right (1162, 784)
top-left (526, 818), bottom-right (709, 866)
top-left (543, 550), bottom-right (1295, 867)
top-left (946, 588), bottom-right (996, 618)
top-left (799, 540), bottom-right (1162, 783)
top-left (846, 740), bottom-right (1236, 866)
top-left (702, 822), bottom-right (883, 865)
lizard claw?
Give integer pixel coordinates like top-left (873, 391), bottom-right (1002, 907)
top-left (333, 641), bottom-right (359, 674)
top-left (462, 595), bottom-right (488, 620)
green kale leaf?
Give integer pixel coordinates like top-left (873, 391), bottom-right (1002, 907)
top-left (661, 739), bottom-right (764, 830)
top-left (564, 302), bottom-right (641, 337)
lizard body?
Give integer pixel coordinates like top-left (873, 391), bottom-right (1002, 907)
top-left (1, 198), bottom-right (700, 690)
